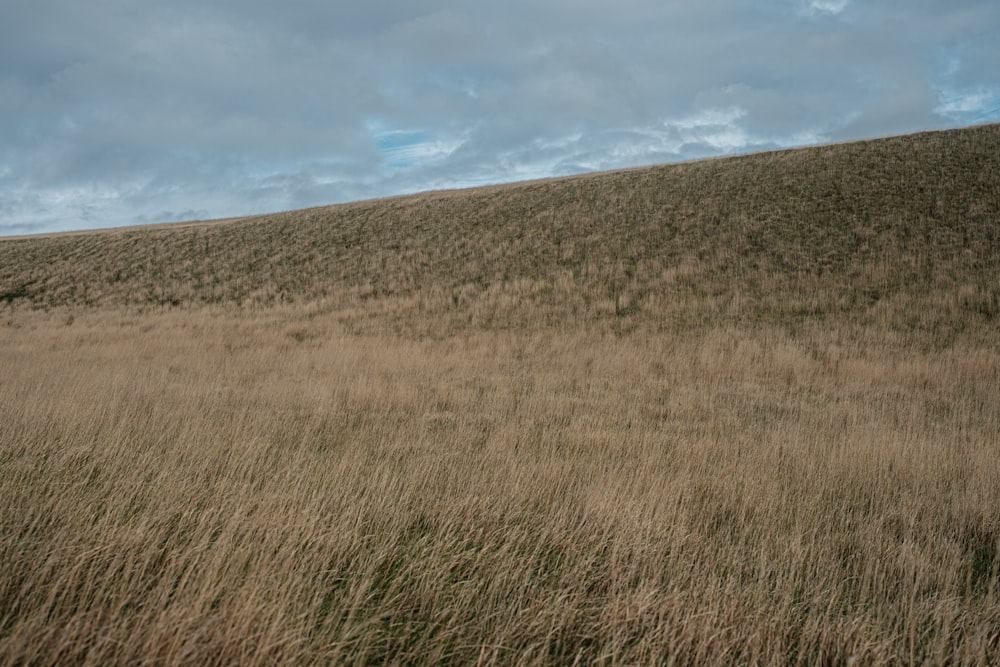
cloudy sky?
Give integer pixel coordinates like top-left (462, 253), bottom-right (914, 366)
top-left (2, 0), bottom-right (998, 235)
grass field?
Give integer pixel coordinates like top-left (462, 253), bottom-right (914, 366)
top-left (2, 123), bottom-right (999, 664)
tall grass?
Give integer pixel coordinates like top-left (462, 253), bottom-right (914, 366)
top-left (2, 123), bottom-right (999, 664)
top-left (2, 307), bottom-right (998, 664)
top-left (2, 124), bottom-right (998, 340)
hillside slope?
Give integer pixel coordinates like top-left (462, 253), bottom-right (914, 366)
top-left (2, 123), bottom-right (999, 341)
top-left (3, 124), bottom-right (1000, 665)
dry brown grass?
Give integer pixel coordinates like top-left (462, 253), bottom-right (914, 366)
top-left (3, 124), bottom-right (999, 340)
top-left (2, 124), bottom-right (999, 664)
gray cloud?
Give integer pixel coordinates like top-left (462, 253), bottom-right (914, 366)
top-left (2, 0), bottom-right (998, 234)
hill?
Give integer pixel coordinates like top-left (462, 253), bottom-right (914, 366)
top-left (2, 124), bottom-right (999, 666)
top-left (2, 123), bottom-right (999, 343)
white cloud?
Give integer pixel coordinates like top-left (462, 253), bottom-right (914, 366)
top-left (935, 86), bottom-right (1000, 119)
top-left (2, 0), bottom-right (999, 235)
top-left (382, 135), bottom-right (465, 172)
top-left (806, 0), bottom-right (850, 15)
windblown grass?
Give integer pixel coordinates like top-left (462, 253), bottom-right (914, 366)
top-left (1, 123), bottom-right (999, 664)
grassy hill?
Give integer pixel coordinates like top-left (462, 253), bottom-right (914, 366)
top-left (3, 123), bottom-right (999, 342)
top-left (2, 124), bottom-right (999, 665)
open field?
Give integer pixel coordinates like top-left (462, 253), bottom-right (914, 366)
top-left (2, 123), bottom-right (1000, 664)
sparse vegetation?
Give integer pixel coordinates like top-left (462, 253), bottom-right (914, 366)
top-left (1, 124), bottom-right (999, 665)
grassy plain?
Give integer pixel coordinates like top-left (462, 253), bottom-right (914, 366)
top-left (2, 123), bottom-right (999, 664)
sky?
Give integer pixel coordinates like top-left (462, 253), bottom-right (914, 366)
top-left (2, 1), bottom-right (999, 236)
